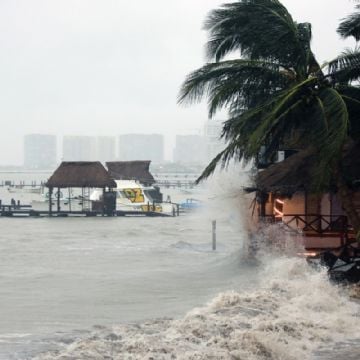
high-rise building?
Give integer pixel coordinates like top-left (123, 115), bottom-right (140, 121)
top-left (118, 134), bottom-right (164, 163)
top-left (96, 136), bottom-right (116, 163)
top-left (173, 135), bottom-right (206, 164)
top-left (204, 119), bottom-right (224, 162)
top-left (24, 134), bottom-right (57, 169)
top-left (62, 136), bottom-right (97, 161)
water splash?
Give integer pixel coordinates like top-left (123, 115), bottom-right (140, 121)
top-left (33, 257), bottom-right (360, 360)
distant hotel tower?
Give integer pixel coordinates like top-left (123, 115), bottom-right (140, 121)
top-left (62, 136), bottom-right (97, 161)
top-left (118, 134), bottom-right (164, 163)
top-left (24, 134), bottom-right (57, 169)
top-left (62, 135), bottom-right (116, 162)
top-left (96, 136), bottom-right (116, 162)
top-left (173, 135), bottom-right (206, 164)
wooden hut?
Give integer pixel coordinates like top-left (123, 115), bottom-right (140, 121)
top-left (249, 143), bottom-right (360, 250)
top-left (46, 162), bottom-right (117, 215)
top-left (106, 161), bottom-right (155, 185)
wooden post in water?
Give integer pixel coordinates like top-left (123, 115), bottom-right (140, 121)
top-left (49, 187), bottom-right (53, 216)
top-left (57, 187), bottom-right (61, 213)
top-left (68, 188), bottom-right (72, 213)
top-left (212, 220), bottom-right (217, 251)
top-left (102, 187), bottom-right (106, 216)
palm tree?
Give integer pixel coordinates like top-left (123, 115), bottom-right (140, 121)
top-left (178, 0), bottom-right (360, 239)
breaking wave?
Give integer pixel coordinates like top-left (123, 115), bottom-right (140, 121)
top-left (33, 256), bottom-right (360, 360)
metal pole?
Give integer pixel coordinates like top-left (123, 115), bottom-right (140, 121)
top-left (212, 220), bottom-right (216, 251)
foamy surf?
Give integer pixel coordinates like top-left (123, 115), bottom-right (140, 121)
top-left (33, 257), bottom-right (360, 360)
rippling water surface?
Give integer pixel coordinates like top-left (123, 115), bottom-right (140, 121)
top-left (0, 178), bottom-right (359, 359)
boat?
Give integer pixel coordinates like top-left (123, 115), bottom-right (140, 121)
top-left (90, 180), bottom-right (176, 215)
top-left (179, 198), bottom-right (202, 212)
top-left (7, 185), bottom-right (43, 194)
top-left (31, 188), bottom-right (86, 212)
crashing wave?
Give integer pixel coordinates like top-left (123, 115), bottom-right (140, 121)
top-left (33, 257), bottom-right (360, 360)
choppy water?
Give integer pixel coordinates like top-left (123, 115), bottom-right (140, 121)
top-left (0, 173), bottom-right (359, 359)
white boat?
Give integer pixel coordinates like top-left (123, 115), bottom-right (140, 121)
top-left (7, 186), bottom-right (43, 194)
top-left (31, 189), bottom-right (87, 212)
top-left (90, 180), bottom-right (176, 215)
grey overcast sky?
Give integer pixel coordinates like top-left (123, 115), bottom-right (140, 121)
top-left (0, 0), bottom-right (356, 165)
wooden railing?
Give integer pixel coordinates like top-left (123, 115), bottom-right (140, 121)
top-left (262, 214), bottom-right (353, 244)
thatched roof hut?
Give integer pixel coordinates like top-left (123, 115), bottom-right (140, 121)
top-left (46, 162), bottom-right (117, 188)
top-left (253, 142), bottom-right (360, 197)
top-left (106, 161), bottom-right (155, 185)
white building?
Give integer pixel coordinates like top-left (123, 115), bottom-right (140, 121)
top-left (24, 134), bottom-right (57, 169)
top-left (173, 135), bottom-right (206, 164)
top-left (96, 136), bottom-right (116, 163)
top-left (204, 119), bottom-right (224, 162)
top-left (118, 134), bottom-right (164, 163)
top-left (62, 136), bottom-right (97, 161)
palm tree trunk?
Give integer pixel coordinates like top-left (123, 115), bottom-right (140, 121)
top-left (335, 173), bottom-right (360, 243)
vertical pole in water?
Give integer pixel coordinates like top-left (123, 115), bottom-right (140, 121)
top-left (68, 188), bottom-right (72, 213)
top-left (49, 187), bottom-right (53, 216)
top-left (57, 187), bottom-right (60, 213)
top-left (212, 220), bottom-right (216, 251)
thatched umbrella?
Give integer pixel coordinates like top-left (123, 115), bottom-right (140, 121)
top-left (106, 161), bottom-right (155, 185)
top-left (46, 162), bottom-right (116, 214)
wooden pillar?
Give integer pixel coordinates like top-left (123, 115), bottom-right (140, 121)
top-left (49, 187), bottom-right (53, 216)
top-left (57, 187), bottom-right (61, 213)
top-left (68, 188), bottom-right (72, 212)
top-left (102, 187), bottom-right (106, 216)
top-left (258, 191), bottom-right (267, 219)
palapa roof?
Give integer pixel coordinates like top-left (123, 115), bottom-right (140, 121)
top-left (253, 141), bottom-right (360, 197)
top-left (106, 161), bottom-right (155, 184)
top-left (46, 162), bottom-right (117, 188)
top-left (255, 148), bottom-right (316, 196)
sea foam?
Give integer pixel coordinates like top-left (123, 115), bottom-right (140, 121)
top-left (33, 256), bottom-right (360, 360)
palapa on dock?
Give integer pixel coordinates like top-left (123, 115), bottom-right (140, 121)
top-left (46, 161), bottom-right (117, 189)
top-left (106, 160), bottom-right (155, 185)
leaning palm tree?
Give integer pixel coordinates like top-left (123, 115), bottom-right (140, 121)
top-left (178, 0), bottom-right (360, 238)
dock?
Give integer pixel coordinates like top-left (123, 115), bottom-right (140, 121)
top-left (0, 204), bottom-right (178, 218)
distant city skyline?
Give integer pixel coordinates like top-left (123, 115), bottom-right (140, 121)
top-left (20, 123), bottom-right (224, 168)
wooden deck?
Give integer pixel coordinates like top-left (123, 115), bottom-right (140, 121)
top-left (0, 205), bottom-right (177, 217)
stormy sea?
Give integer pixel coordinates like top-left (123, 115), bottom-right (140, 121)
top-left (0, 171), bottom-right (359, 359)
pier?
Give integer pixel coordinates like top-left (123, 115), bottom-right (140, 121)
top-left (0, 203), bottom-right (180, 217)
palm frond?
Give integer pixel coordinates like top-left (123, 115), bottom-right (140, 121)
top-left (311, 88), bottom-right (349, 188)
top-left (327, 48), bottom-right (360, 83)
top-left (178, 59), bottom-right (292, 117)
top-left (204, 0), bottom-right (312, 79)
top-left (338, 85), bottom-right (360, 139)
top-left (338, 5), bottom-right (360, 40)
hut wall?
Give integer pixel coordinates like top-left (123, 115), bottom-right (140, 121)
top-left (283, 193), bottom-right (305, 215)
top-left (265, 196), bottom-right (273, 216)
top-left (330, 194), bottom-right (344, 216)
top-left (321, 194), bottom-right (331, 215)
top-left (305, 193), bottom-right (322, 231)
top-left (321, 194), bottom-right (331, 230)
top-left (282, 193), bottom-right (305, 231)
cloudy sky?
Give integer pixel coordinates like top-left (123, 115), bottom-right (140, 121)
top-left (0, 0), bottom-right (356, 165)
